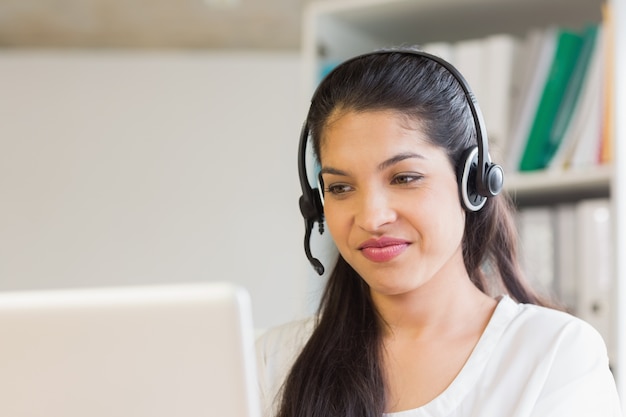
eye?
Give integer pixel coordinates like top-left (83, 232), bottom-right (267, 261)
top-left (325, 183), bottom-right (354, 195)
top-left (391, 173), bottom-right (423, 185)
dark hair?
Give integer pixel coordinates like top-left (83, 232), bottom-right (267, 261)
top-left (276, 49), bottom-right (552, 417)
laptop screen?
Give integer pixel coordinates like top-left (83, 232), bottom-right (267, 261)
top-left (0, 282), bottom-right (261, 417)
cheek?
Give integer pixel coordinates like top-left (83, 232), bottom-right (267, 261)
top-left (441, 201), bottom-right (466, 245)
top-left (323, 202), bottom-right (355, 255)
top-left (418, 188), bottom-right (466, 242)
top-left (440, 207), bottom-right (466, 242)
top-left (323, 203), bottom-right (344, 239)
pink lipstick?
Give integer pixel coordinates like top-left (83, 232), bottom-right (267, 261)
top-left (358, 237), bottom-right (410, 263)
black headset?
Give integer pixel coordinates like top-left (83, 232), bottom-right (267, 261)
top-left (298, 49), bottom-right (504, 275)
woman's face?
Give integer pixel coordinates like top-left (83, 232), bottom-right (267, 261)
top-left (319, 110), bottom-right (467, 298)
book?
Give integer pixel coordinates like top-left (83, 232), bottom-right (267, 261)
top-left (553, 203), bottom-right (578, 312)
top-left (545, 25), bottom-right (599, 167)
top-left (453, 37), bottom-right (487, 112)
top-left (506, 28), bottom-right (558, 172)
top-left (575, 198), bottom-right (615, 366)
top-left (515, 198), bottom-right (616, 367)
top-left (599, 3), bottom-right (615, 164)
top-left (518, 28), bottom-right (585, 171)
top-left (561, 26), bottom-right (606, 169)
top-left (482, 33), bottom-right (519, 162)
top-left (516, 206), bottom-right (556, 298)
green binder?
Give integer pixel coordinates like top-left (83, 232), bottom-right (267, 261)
top-left (519, 29), bottom-right (586, 171)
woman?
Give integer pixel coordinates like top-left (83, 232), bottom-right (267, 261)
top-left (256, 48), bottom-right (622, 417)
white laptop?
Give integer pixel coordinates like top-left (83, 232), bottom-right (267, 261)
top-left (0, 282), bottom-right (261, 417)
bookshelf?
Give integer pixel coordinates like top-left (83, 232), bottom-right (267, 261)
top-left (507, 166), bottom-right (611, 206)
top-left (302, 0), bottom-right (624, 402)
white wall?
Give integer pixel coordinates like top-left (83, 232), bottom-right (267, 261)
top-left (0, 50), bottom-right (319, 329)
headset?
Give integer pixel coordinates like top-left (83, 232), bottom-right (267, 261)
top-left (298, 49), bottom-right (504, 275)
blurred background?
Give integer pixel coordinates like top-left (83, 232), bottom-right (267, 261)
top-left (0, 0), bottom-right (312, 50)
top-left (2, 0), bottom-right (625, 403)
top-left (0, 0), bottom-right (320, 330)
top-left (1, 0), bottom-right (624, 339)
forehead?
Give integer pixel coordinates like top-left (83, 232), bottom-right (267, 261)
top-left (319, 109), bottom-right (432, 162)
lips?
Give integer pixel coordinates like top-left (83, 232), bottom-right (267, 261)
top-left (358, 237), bottom-right (410, 263)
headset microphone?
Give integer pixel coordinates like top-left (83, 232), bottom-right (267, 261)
top-left (298, 121), bottom-right (325, 275)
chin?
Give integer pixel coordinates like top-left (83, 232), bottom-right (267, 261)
top-left (362, 271), bottom-right (427, 298)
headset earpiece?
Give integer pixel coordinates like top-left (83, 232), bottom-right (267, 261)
top-left (482, 160), bottom-right (504, 198)
top-left (298, 190), bottom-right (323, 228)
top-left (457, 147), bottom-right (504, 211)
top-left (458, 147), bottom-right (487, 212)
top-left (458, 147), bottom-right (504, 212)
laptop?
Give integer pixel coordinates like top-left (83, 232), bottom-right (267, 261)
top-left (0, 282), bottom-right (261, 417)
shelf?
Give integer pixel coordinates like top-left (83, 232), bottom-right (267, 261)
top-left (306, 0), bottom-right (604, 59)
top-left (303, 0), bottom-right (605, 104)
top-left (505, 165), bottom-right (612, 206)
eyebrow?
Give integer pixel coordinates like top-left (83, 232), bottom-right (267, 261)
top-left (378, 152), bottom-right (425, 171)
top-left (320, 152), bottom-right (425, 176)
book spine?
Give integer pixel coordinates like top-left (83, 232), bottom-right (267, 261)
top-left (519, 29), bottom-right (585, 171)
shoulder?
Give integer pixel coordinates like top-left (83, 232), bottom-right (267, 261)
top-left (488, 296), bottom-right (612, 388)
top-left (501, 298), bottom-right (616, 390)
top-left (479, 297), bottom-right (621, 415)
top-left (505, 300), bottom-right (621, 414)
top-left (256, 316), bottom-right (316, 364)
top-left (486, 296), bottom-right (611, 375)
top-left (506, 299), bottom-right (607, 355)
top-left (255, 317), bottom-right (316, 416)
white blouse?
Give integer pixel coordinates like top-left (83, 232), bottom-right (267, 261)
top-left (256, 295), bottom-right (622, 417)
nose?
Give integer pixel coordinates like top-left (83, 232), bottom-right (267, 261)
top-left (354, 188), bottom-right (397, 233)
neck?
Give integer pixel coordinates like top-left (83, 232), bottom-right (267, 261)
top-left (371, 270), bottom-right (496, 340)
